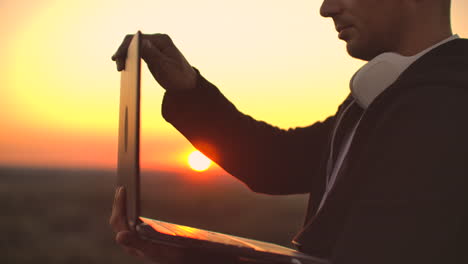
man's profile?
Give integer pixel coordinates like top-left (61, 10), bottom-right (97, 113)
top-left (110, 0), bottom-right (468, 263)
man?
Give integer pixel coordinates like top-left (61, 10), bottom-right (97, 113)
top-left (110, 0), bottom-right (468, 263)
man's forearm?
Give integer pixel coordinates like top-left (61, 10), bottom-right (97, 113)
top-left (162, 69), bottom-right (334, 195)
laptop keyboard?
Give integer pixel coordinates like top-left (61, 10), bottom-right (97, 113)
top-left (140, 217), bottom-right (261, 250)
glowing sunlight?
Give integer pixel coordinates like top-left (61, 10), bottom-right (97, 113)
top-left (187, 150), bottom-right (212, 172)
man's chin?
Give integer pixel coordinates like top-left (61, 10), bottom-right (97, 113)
top-left (346, 41), bottom-right (376, 61)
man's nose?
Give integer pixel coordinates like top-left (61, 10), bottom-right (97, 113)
top-left (320, 0), bottom-right (342, 17)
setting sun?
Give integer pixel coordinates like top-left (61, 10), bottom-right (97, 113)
top-left (188, 150), bottom-right (212, 172)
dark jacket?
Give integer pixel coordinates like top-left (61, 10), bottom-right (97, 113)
top-left (162, 39), bottom-right (468, 263)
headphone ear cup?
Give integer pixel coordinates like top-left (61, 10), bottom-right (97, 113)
top-left (351, 53), bottom-right (416, 108)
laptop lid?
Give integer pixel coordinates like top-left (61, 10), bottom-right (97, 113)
top-left (117, 31), bottom-right (142, 231)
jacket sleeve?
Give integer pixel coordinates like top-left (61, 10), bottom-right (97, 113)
top-left (161, 69), bottom-right (335, 195)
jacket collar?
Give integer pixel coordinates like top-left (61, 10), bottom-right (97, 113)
top-left (350, 35), bottom-right (459, 109)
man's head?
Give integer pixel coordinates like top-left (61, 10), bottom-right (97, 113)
top-left (320, 0), bottom-right (453, 61)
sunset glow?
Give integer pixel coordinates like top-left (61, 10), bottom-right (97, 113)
top-left (187, 151), bottom-right (212, 172)
top-left (1, 0), bottom-right (467, 171)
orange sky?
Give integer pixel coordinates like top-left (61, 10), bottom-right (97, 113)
top-left (1, 0), bottom-right (467, 173)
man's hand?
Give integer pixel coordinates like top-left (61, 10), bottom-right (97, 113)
top-left (112, 33), bottom-right (197, 91)
top-left (109, 187), bottom-right (185, 264)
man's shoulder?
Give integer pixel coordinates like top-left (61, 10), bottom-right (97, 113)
top-left (403, 38), bottom-right (468, 80)
top-left (378, 38), bottom-right (468, 106)
top-left (361, 38), bottom-right (468, 137)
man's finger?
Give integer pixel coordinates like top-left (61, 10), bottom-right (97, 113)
top-left (110, 187), bottom-right (129, 233)
top-left (122, 246), bottom-right (145, 258)
top-left (112, 34), bottom-right (133, 71)
top-left (117, 230), bottom-right (185, 263)
top-left (143, 33), bottom-right (175, 52)
top-left (112, 34), bottom-right (133, 60)
top-left (116, 230), bottom-right (156, 254)
top-left (141, 39), bottom-right (167, 68)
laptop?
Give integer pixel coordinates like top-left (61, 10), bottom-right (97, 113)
top-left (117, 31), bottom-right (329, 264)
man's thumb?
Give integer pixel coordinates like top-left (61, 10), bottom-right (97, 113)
top-left (117, 231), bottom-right (142, 247)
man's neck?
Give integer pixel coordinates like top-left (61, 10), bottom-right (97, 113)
top-left (396, 16), bottom-right (453, 56)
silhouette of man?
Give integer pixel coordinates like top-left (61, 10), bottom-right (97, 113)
top-left (110, 0), bottom-right (468, 263)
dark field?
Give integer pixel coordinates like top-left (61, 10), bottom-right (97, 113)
top-left (0, 167), bottom-right (308, 264)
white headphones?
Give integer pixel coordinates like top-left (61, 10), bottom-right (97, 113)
top-left (350, 52), bottom-right (418, 108)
